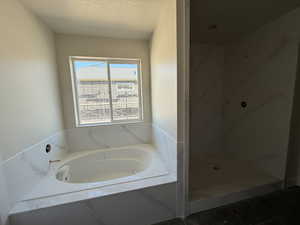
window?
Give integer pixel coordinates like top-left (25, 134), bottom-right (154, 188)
top-left (70, 56), bottom-right (143, 127)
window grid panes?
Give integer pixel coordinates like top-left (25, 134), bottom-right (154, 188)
top-left (110, 63), bottom-right (140, 121)
top-left (71, 57), bottom-right (143, 126)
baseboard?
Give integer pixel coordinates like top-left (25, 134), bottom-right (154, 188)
top-left (286, 176), bottom-right (300, 187)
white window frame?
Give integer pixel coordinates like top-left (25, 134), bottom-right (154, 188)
top-left (69, 56), bottom-right (144, 127)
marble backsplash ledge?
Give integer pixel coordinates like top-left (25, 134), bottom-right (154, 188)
top-left (65, 123), bottom-right (153, 153)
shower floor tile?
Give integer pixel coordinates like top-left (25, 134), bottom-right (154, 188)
top-left (189, 156), bottom-right (279, 201)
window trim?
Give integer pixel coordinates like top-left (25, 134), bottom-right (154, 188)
top-left (69, 56), bottom-right (144, 127)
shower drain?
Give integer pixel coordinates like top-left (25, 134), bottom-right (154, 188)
top-left (212, 165), bottom-right (221, 171)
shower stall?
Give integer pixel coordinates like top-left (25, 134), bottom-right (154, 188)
top-left (189, 0), bottom-right (300, 213)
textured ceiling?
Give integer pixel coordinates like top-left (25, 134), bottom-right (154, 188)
top-left (19, 0), bottom-right (163, 40)
top-left (191, 0), bottom-right (300, 43)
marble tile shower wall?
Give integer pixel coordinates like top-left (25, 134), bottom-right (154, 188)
top-left (190, 8), bottom-right (300, 181)
top-left (223, 28), bottom-right (298, 179)
top-left (190, 44), bottom-right (224, 164)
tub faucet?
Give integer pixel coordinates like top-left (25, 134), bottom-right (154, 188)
top-left (49, 160), bottom-right (61, 164)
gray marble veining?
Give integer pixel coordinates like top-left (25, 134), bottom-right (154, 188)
top-left (10, 183), bottom-right (177, 225)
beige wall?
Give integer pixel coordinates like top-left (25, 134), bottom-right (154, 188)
top-left (55, 34), bottom-right (152, 129)
top-left (0, 0), bottom-right (63, 161)
top-left (150, 0), bottom-right (177, 138)
top-left (0, 0), bottom-right (64, 223)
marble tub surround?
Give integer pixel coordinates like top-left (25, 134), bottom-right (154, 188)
top-left (65, 123), bottom-right (153, 153)
top-left (11, 172), bottom-right (176, 216)
top-left (0, 131), bottom-right (68, 222)
top-left (152, 124), bottom-right (177, 176)
top-left (10, 183), bottom-right (177, 225)
top-left (2, 121), bottom-right (178, 219)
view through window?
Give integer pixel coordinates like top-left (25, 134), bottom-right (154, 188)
top-left (71, 57), bottom-right (142, 126)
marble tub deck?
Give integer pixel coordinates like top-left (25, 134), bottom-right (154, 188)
top-left (153, 187), bottom-right (300, 225)
top-left (10, 143), bottom-right (176, 215)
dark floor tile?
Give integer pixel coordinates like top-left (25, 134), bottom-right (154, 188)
top-left (186, 187), bottom-right (300, 225)
top-left (152, 218), bottom-right (185, 225)
top-left (155, 187), bottom-right (300, 225)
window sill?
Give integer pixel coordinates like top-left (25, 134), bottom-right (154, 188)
top-left (75, 120), bottom-right (145, 128)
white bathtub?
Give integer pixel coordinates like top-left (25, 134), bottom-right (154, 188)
top-left (56, 147), bottom-right (152, 184)
top-left (21, 144), bottom-right (169, 201)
